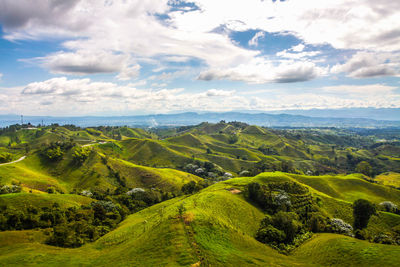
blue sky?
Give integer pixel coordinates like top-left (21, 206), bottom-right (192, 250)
top-left (0, 0), bottom-right (399, 115)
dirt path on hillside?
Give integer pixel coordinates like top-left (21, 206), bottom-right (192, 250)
top-left (0, 156), bottom-right (26, 166)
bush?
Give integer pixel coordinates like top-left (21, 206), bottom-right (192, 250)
top-left (330, 218), bottom-right (353, 236)
top-left (0, 184), bottom-right (22, 194)
top-left (256, 225), bottom-right (286, 244)
top-left (309, 213), bottom-right (328, 233)
top-left (379, 201), bottom-right (398, 213)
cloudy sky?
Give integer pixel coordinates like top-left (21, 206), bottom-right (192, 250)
top-left (0, 0), bottom-right (400, 115)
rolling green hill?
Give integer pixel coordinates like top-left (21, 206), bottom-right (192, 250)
top-left (1, 123), bottom-right (400, 266)
top-left (1, 173), bottom-right (400, 266)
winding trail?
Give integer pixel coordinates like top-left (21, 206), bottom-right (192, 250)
top-left (0, 156), bottom-right (26, 166)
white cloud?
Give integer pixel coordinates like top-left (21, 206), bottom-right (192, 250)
top-left (291, 44), bottom-right (305, 52)
top-left (331, 51), bottom-right (400, 78)
top-left (0, 73), bottom-right (3, 81)
top-left (198, 58), bottom-right (326, 84)
top-left (205, 89), bottom-right (235, 97)
top-left (0, 78), bottom-right (399, 115)
top-left (29, 50), bottom-right (141, 80)
top-left (276, 50), bottom-right (321, 60)
top-left (177, 0), bottom-right (400, 52)
top-left (321, 84), bottom-right (397, 95)
top-left (1, 0), bottom-right (400, 88)
top-left (248, 31), bottom-right (265, 46)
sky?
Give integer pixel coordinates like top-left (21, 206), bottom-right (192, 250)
top-left (0, 0), bottom-right (400, 116)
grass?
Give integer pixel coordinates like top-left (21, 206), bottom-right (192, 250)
top-left (375, 172), bottom-right (400, 187)
top-left (0, 193), bottom-right (93, 210)
top-left (294, 233), bottom-right (400, 267)
top-left (1, 174), bottom-right (400, 266)
top-left (288, 173), bottom-right (400, 205)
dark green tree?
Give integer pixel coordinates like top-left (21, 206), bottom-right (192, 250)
top-left (355, 161), bottom-right (372, 176)
top-left (353, 199), bottom-right (376, 230)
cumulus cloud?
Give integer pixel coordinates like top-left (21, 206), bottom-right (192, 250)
top-left (0, 73), bottom-right (3, 81)
top-left (198, 59), bottom-right (325, 84)
top-left (26, 50), bottom-right (140, 80)
top-left (331, 51), bottom-right (400, 78)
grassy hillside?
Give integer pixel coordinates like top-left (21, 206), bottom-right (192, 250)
top-left (1, 173), bottom-right (400, 266)
top-left (0, 193), bottom-right (93, 210)
top-left (375, 172), bottom-right (400, 188)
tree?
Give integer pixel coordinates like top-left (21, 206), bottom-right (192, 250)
top-left (271, 211), bottom-right (302, 243)
top-left (355, 161), bottom-right (372, 177)
top-left (181, 181), bottom-right (197, 194)
top-left (353, 199), bottom-right (376, 230)
top-left (256, 225), bottom-right (286, 244)
top-left (72, 147), bottom-right (91, 164)
top-left (43, 146), bottom-right (64, 161)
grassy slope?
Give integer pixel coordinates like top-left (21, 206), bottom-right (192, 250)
top-left (294, 233), bottom-right (400, 267)
top-left (1, 173), bottom-right (400, 266)
top-left (375, 172), bottom-right (400, 187)
top-left (0, 193), bottom-right (93, 210)
top-left (0, 148), bottom-right (201, 194)
top-left (288, 173), bottom-right (400, 204)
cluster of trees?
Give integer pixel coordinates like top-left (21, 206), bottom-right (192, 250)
top-left (115, 187), bottom-right (168, 213)
top-left (182, 161), bottom-right (223, 179)
top-left (181, 180), bottom-right (211, 195)
top-left (256, 212), bottom-right (304, 246)
top-left (41, 141), bottom-right (74, 161)
top-left (251, 183), bottom-right (390, 250)
top-left (250, 182), bottom-right (386, 250)
top-left (72, 146), bottom-right (91, 165)
top-left (247, 182), bottom-right (309, 214)
top-left (0, 201), bottom-right (125, 248)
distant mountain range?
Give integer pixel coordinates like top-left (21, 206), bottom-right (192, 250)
top-left (1, 108), bottom-right (400, 128)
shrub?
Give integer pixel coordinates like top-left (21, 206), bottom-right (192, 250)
top-left (379, 201), bottom-right (398, 213)
top-left (126, 188), bottom-right (145, 195)
top-left (0, 184), bottom-right (22, 194)
top-left (256, 225), bottom-right (286, 244)
top-left (0, 152), bottom-right (13, 163)
top-left (330, 218), bottom-right (353, 236)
